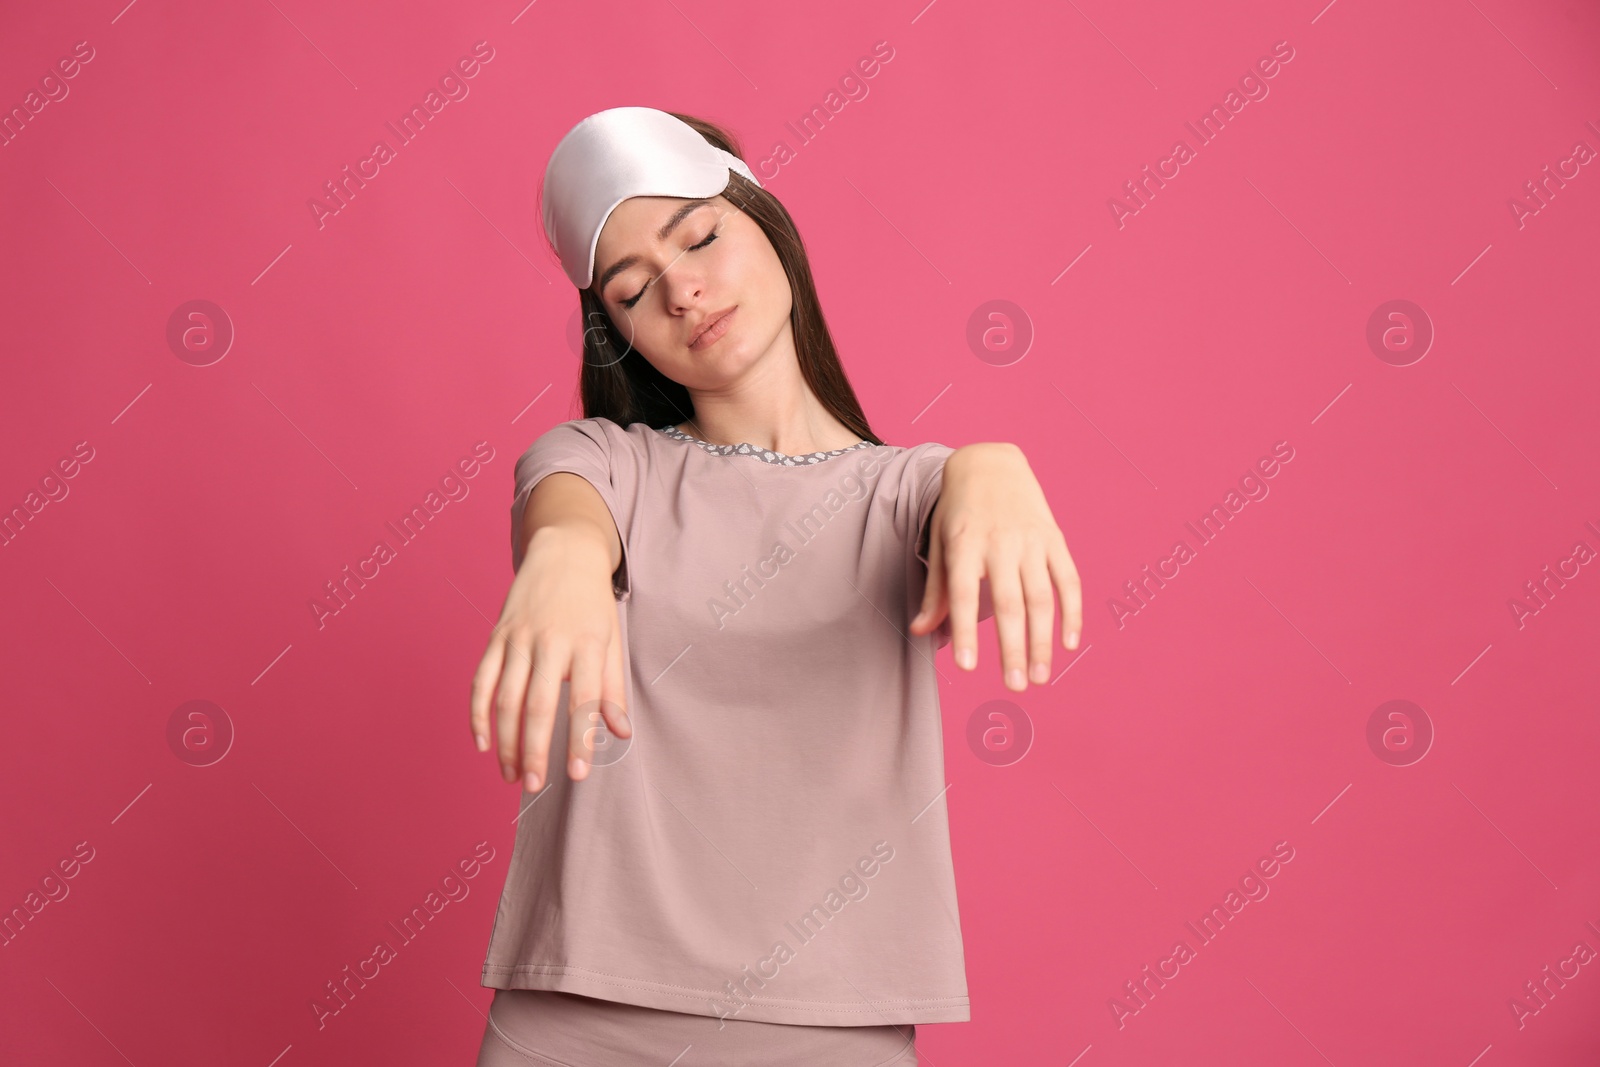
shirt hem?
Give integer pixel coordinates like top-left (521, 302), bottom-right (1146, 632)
top-left (480, 962), bottom-right (971, 1026)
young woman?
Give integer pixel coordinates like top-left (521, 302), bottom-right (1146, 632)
top-left (469, 107), bottom-right (1081, 1066)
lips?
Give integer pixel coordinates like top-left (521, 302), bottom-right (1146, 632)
top-left (689, 306), bottom-right (735, 349)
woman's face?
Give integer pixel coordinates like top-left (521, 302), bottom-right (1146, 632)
top-left (590, 194), bottom-right (792, 389)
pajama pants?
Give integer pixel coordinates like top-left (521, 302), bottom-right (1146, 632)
top-left (475, 988), bottom-right (919, 1066)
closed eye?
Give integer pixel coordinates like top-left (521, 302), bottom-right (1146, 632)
top-left (621, 228), bottom-right (720, 310)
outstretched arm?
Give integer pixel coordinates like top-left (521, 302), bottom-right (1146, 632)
top-left (908, 443), bottom-right (1082, 691)
top-left (472, 470), bottom-right (630, 792)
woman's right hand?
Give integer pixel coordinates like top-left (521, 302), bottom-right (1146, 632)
top-left (470, 524), bottom-right (631, 792)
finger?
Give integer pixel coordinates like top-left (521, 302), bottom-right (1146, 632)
top-left (518, 639), bottom-right (566, 792)
top-left (946, 534), bottom-right (985, 670)
top-left (600, 607), bottom-right (631, 738)
top-left (1052, 538), bottom-right (1083, 649)
top-left (1022, 547), bottom-right (1057, 684)
top-left (470, 630), bottom-right (508, 753)
top-left (985, 546), bottom-right (1028, 691)
top-left (910, 517), bottom-right (948, 635)
top-left (566, 639), bottom-right (606, 782)
top-left (494, 633), bottom-right (537, 784)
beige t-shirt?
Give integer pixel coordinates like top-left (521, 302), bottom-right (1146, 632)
top-left (480, 417), bottom-right (993, 1027)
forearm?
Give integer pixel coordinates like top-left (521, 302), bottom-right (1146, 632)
top-left (517, 473), bottom-right (622, 579)
top-left (944, 442), bottom-right (1027, 488)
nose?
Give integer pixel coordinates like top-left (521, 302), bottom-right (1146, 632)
top-left (658, 258), bottom-right (704, 311)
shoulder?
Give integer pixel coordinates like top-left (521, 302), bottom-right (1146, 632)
top-left (833, 441), bottom-right (952, 525)
top-left (820, 440), bottom-right (952, 498)
top-left (894, 441), bottom-right (956, 487)
top-left (535, 415), bottom-right (635, 443)
top-left (898, 440), bottom-right (955, 464)
top-left (523, 417), bottom-right (657, 458)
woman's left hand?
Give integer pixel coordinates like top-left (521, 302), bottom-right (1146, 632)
top-left (909, 443), bottom-right (1082, 690)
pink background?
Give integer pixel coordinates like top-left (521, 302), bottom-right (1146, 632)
top-left (3, 0), bottom-right (1599, 1063)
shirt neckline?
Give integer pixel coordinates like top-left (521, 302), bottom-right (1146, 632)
top-left (653, 424), bottom-right (875, 466)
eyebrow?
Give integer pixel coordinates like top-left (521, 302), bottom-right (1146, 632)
top-left (594, 200), bottom-right (712, 295)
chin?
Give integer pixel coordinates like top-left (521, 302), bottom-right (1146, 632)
top-left (682, 344), bottom-right (757, 387)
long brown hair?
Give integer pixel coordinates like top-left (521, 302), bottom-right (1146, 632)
top-left (545, 110), bottom-right (882, 447)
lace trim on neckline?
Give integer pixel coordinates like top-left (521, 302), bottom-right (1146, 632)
top-left (654, 425), bottom-right (874, 465)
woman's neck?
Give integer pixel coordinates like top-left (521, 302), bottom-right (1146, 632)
top-left (678, 357), bottom-right (861, 454)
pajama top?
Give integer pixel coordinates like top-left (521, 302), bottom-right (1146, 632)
top-left (480, 416), bottom-right (994, 1027)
